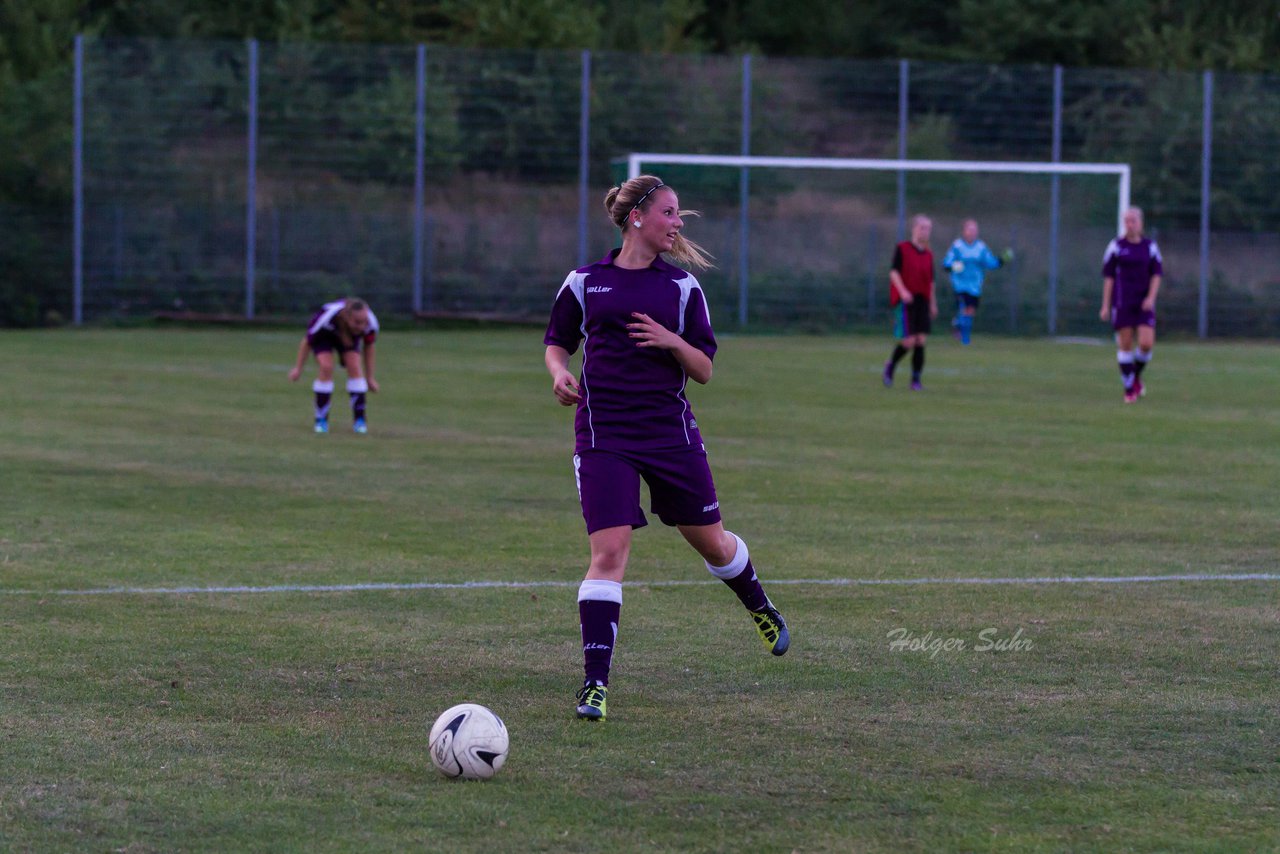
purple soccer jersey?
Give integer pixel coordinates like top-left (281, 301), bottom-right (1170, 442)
top-left (306, 300), bottom-right (380, 353)
top-left (544, 249), bottom-right (717, 454)
top-left (1103, 237), bottom-right (1162, 311)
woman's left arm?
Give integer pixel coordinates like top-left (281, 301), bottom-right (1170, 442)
top-left (363, 341), bottom-right (379, 392)
top-left (1143, 275), bottom-right (1161, 312)
top-left (627, 312), bottom-right (713, 384)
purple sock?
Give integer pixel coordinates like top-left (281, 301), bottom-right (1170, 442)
top-left (1117, 350), bottom-right (1135, 389)
top-left (706, 533), bottom-right (769, 612)
top-left (1134, 349), bottom-right (1151, 379)
top-left (578, 579), bottom-right (622, 686)
top-left (347, 378), bottom-right (369, 421)
top-left (312, 380), bottom-right (334, 419)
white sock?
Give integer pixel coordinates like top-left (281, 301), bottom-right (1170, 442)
top-left (705, 533), bottom-right (749, 580)
top-left (577, 579), bottom-right (622, 604)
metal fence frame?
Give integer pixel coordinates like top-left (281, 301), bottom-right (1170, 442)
top-left (70, 37), bottom-right (1228, 335)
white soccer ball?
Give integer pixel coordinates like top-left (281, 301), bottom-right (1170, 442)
top-left (951, 260), bottom-right (965, 273)
top-left (428, 703), bottom-right (509, 780)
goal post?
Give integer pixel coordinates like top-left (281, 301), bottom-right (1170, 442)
top-left (626, 154), bottom-right (1130, 234)
top-left (624, 153), bottom-right (1131, 333)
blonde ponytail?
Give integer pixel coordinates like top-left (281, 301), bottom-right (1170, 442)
top-left (665, 225), bottom-right (715, 271)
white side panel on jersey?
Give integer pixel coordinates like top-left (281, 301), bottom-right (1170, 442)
top-left (308, 300), bottom-right (345, 335)
top-left (674, 273), bottom-right (709, 337)
top-left (1102, 239), bottom-right (1121, 264)
top-left (556, 270), bottom-right (592, 446)
top-left (554, 271), bottom-right (589, 337)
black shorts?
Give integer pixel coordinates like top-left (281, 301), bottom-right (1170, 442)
top-left (956, 293), bottom-right (981, 310)
top-left (893, 299), bottom-right (932, 338)
top-left (308, 329), bottom-right (362, 356)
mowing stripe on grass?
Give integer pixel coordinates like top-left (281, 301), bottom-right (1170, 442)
top-left (1, 573), bottom-right (1277, 597)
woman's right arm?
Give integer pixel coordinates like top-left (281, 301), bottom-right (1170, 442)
top-left (545, 345), bottom-right (581, 406)
top-left (889, 270), bottom-right (913, 304)
top-left (288, 336), bottom-right (310, 381)
top-left (1099, 277), bottom-right (1114, 322)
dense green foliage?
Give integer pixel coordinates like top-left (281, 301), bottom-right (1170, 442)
top-left (3, 2), bottom-right (1279, 327)
top-left (7, 0), bottom-right (1278, 69)
top-left (5, 0), bottom-right (1277, 206)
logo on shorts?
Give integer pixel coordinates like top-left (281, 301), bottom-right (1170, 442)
top-left (688, 419), bottom-right (697, 430)
top-left (702, 501), bottom-right (719, 513)
top-left (586, 286), bottom-right (613, 294)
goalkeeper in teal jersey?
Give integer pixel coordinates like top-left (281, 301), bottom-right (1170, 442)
top-left (942, 219), bottom-right (1011, 345)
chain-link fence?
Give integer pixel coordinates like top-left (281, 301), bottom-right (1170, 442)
top-left (68, 37), bottom-right (1280, 335)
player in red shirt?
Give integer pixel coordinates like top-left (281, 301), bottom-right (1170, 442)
top-left (882, 215), bottom-right (939, 390)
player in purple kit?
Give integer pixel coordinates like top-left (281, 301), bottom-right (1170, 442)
top-left (1099, 207), bottom-right (1162, 403)
top-left (543, 175), bottom-right (790, 722)
top-left (288, 297), bottom-right (380, 433)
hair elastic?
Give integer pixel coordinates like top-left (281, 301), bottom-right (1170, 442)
top-left (629, 181), bottom-right (666, 217)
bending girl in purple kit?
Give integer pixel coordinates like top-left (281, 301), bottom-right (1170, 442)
top-left (543, 175), bottom-right (790, 722)
top-left (288, 297), bottom-right (380, 433)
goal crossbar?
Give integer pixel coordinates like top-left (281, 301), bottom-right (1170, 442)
top-left (625, 153), bottom-right (1131, 234)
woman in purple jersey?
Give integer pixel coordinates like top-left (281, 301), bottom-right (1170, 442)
top-left (1099, 207), bottom-right (1162, 403)
top-left (288, 297), bottom-right (380, 433)
top-left (543, 175), bottom-right (790, 722)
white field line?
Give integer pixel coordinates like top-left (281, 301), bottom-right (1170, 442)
top-left (0, 573), bottom-right (1277, 597)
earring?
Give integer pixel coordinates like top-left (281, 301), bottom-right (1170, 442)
top-left (633, 221), bottom-right (641, 227)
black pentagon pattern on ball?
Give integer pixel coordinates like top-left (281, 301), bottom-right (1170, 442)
top-left (431, 712), bottom-right (468, 777)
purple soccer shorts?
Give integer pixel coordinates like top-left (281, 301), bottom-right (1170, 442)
top-left (1111, 305), bottom-right (1156, 330)
top-left (573, 447), bottom-right (722, 534)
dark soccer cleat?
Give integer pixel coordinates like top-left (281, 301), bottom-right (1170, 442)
top-left (751, 606), bottom-right (790, 656)
top-left (1134, 379), bottom-right (1145, 398)
top-left (910, 380), bottom-right (923, 391)
top-left (576, 681), bottom-right (607, 721)
top-left (882, 362), bottom-right (894, 387)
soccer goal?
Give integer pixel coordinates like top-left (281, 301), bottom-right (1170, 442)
top-left (623, 153), bottom-right (1131, 334)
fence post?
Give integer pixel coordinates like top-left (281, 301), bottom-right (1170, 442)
top-left (896, 59), bottom-right (909, 242)
top-left (1008, 224), bottom-right (1019, 333)
top-left (270, 208), bottom-right (282, 295)
top-left (577, 49), bottom-right (592, 268)
top-left (424, 214), bottom-right (436, 305)
top-left (73, 34), bottom-right (84, 325)
top-left (866, 223), bottom-right (878, 323)
top-left (245, 39), bottom-right (259, 319)
top-left (1048, 64), bottom-right (1063, 337)
top-left (738, 54), bottom-right (752, 329)
top-left (413, 44), bottom-right (426, 312)
top-left (113, 205), bottom-right (124, 288)
top-left (1198, 70), bottom-right (1213, 339)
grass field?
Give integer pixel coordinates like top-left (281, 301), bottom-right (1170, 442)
top-left (1, 327), bottom-right (1277, 852)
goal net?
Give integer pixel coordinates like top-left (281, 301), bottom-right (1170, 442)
top-left (621, 153), bottom-right (1132, 335)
